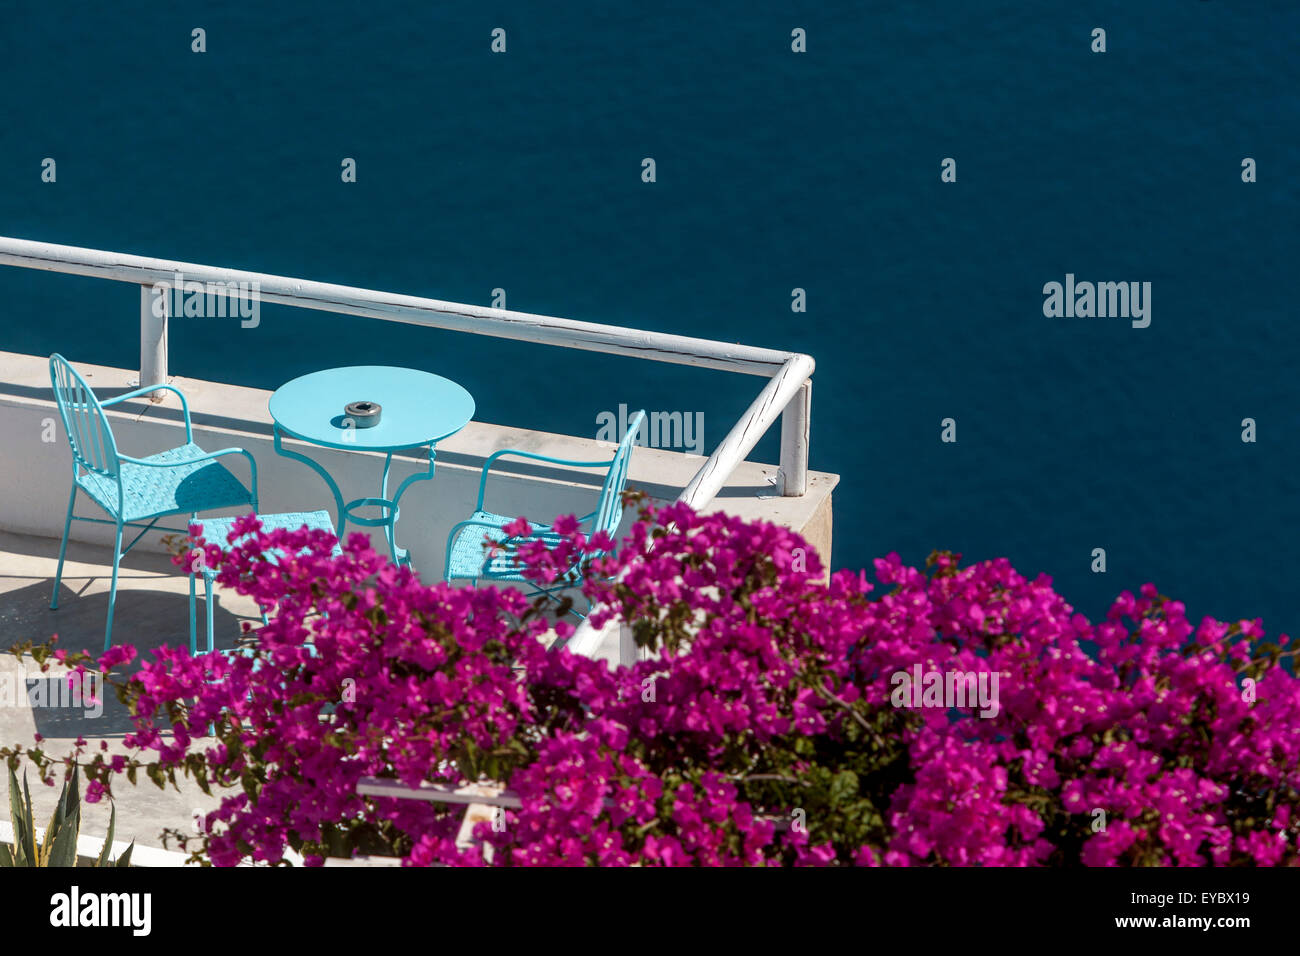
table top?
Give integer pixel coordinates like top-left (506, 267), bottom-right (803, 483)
top-left (269, 366), bottom-right (475, 451)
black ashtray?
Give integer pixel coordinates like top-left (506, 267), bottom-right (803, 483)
top-left (344, 401), bottom-right (382, 428)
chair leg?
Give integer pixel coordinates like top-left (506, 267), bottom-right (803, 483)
top-left (189, 511), bottom-right (200, 655)
top-left (202, 572), bottom-right (220, 655)
top-left (204, 570), bottom-right (218, 735)
top-left (247, 457), bottom-right (260, 514)
top-left (104, 521), bottom-right (124, 652)
top-left (205, 576), bottom-right (216, 654)
top-left (50, 484), bottom-right (76, 611)
top-left (189, 571), bottom-right (198, 656)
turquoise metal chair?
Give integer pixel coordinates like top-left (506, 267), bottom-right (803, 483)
top-left (193, 510), bottom-right (340, 653)
top-left (443, 410), bottom-right (645, 614)
top-left (48, 354), bottom-right (258, 651)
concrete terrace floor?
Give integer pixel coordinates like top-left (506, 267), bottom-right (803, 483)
top-left (0, 528), bottom-right (251, 858)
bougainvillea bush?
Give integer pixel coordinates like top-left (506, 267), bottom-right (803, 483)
top-left (8, 499), bottom-right (1300, 866)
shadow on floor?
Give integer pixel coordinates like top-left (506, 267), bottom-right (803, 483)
top-left (2, 575), bottom-right (254, 739)
top-left (3, 577), bottom-right (248, 657)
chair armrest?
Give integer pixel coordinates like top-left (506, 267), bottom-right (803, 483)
top-left (119, 446), bottom-right (252, 469)
top-left (476, 448), bottom-right (613, 512)
top-left (101, 384), bottom-right (193, 442)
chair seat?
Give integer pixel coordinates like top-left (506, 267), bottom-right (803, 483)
top-left (196, 510), bottom-right (341, 580)
top-left (445, 510), bottom-right (567, 582)
top-left (77, 443), bottom-right (252, 523)
top-left (192, 511), bottom-right (340, 655)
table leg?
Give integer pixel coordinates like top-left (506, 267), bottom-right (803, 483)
top-left (272, 425), bottom-right (348, 535)
top-left (273, 427), bottom-right (437, 567)
top-left (341, 448), bottom-right (436, 566)
top-left (384, 447), bottom-right (437, 566)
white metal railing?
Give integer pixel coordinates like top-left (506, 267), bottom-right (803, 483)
top-left (0, 235), bottom-right (815, 658)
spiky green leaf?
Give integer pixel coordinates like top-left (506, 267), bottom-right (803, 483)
top-left (18, 770), bottom-right (36, 865)
top-left (95, 802), bottom-right (118, 868)
top-left (46, 820), bottom-right (80, 868)
top-left (6, 766), bottom-right (30, 865)
top-left (42, 765), bottom-right (81, 863)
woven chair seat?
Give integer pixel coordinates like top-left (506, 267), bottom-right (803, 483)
top-left (445, 510), bottom-right (568, 583)
top-left (195, 510), bottom-right (341, 581)
top-left (77, 443), bottom-right (252, 523)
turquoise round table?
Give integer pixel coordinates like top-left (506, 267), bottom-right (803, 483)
top-left (269, 366), bottom-right (475, 566)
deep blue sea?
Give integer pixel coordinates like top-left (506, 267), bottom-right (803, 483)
top-left (1, 2), bottom-right (1297, 634)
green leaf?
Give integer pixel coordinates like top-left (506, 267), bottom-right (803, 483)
top-left (66, 763), bottom-right (80, 822)
top-left (95, 802), bottom-right (118, 868)
top-left (18, 770), bottom-right (37, 866)
top-left (43, 765), bottom-right (81, 863)
top-left (115, 842), bottom-right (134, 868)
top-left (829, 770), bottom-right (860, 807)
top-left (7, 765), bottom-right (29, 864)
top-left (46, 821), bottom-right (80, 868)
top-left (0, 842), bottom-right (13, 867)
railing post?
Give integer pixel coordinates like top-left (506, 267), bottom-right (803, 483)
top-left (779, 378), bottom-right (810, 496)
top-left (618, 623), bottom-right (641, 667)
top-left (139, 283), bottom-right (167, 393)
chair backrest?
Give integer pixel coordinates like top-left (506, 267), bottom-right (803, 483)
top-left (49, 354), bottom-right (120, 477)
top-left (591, 410), bottom-right (645, 538)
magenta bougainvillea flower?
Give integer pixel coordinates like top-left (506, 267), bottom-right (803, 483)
top-left (17, 498), bottom-right (1300, 866)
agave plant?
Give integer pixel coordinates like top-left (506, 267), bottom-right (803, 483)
top-left (0, 765), bottom-right (132, 867)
